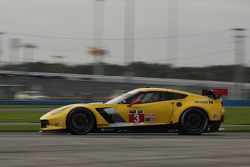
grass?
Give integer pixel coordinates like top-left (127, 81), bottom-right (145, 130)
top-left (0, 106), bottom-right (249, 132)
top-left (0, 111), bottom-right (48, 123)
top-left (223, 107), bottom-right (250, 125)
top-left (222, 107), bottom-right (250, 131)
top-left (0, 125), bottom-right (40, 132)
top-left (0, 106), bottom-right (51, 131)
top-left (222, 125), bottom-right (250, 132)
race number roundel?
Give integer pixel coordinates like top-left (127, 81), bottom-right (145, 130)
top-left (128, 110), bottom-right (144, 123)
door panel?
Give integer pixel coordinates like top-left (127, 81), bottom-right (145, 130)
top-left (116, 100), bottom-right (174, 126)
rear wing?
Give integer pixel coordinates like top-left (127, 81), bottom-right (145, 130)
top-left (202, 88), bottom-right (228, 99)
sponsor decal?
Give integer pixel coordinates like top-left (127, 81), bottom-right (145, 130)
top-left (145, 113), bottom-right (155, 117)
top-left (53, 123), bottom-right (59, 126)
top-left (213, 114), bottom-right (218, 119)
top-left (109, 123), bottom-right (129, 127)
top-left (128, 110), bottom-right (144, 123)
top-left (145, 113), bottom-right (156, 123)
top-left (195, 100), bottom-right (213, 104)
top-left (59, 120), bottom-right (64, 125)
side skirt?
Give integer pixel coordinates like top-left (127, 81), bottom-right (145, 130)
top-left (39, 124), bottom-right (180, 134)
top-left (98, 124), bottom-right (179, 133)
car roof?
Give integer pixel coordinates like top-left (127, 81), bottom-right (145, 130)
top-left (134, 88), bottom-right (190, 95)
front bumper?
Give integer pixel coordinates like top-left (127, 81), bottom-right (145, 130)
top-left (40, 119), bottom-right (66, 131)
top-left (41, 120), bottom-right (49, 128)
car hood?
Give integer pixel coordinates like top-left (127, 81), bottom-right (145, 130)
top-left (40, 102), bottom-right (117, 120)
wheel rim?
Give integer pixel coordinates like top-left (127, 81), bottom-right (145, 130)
top-left (184, 113), bottom-right (203, 130)
top-left (72, 113), bottom-right (90, 130)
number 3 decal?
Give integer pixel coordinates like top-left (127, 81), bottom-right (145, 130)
top-left (129, 113), bottom-right (144, 123)
top-left (134, 114), bottom-right (140, 123)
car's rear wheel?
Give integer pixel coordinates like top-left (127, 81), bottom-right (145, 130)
top-left (67, 109), bottom-right (95, 135)
top-left (179, 108), bottom-right (208, 135)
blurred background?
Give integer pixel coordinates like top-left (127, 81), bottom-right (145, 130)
top-left (0, 0), bottom-right (249, 100)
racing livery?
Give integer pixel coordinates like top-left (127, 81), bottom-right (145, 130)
top-left (40, 88), bottom-right (227, 135)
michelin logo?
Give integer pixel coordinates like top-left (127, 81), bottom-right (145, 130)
top-left (195, 100), bottom-right (213, 104)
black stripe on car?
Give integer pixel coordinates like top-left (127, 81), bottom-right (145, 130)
top-left (96, 108), bottom-right (126, 123)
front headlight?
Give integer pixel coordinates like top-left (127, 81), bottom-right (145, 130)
top-left (50, 106), bottom-right (71, 116)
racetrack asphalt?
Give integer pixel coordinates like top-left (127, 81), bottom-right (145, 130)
top-left (0, 132), bottom-right (250, 167)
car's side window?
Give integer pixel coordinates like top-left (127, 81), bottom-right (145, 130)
top-left (123, 92), bottom-right (161, 104)
top-left (123, 91), bottom-right (187, 104)
top-left (122, 93), bottom-right (143, 104)
top-left (141, 92), bottom-right (161, 103)
top-left (161, 92), bottom-right (187, 101)
top-left (128, 92), bottom-right (161, 104)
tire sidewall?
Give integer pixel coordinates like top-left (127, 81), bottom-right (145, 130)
top-left (180, 108), bottom-right (208, 135)
top-left (67, 109), bottom-right (95, 135)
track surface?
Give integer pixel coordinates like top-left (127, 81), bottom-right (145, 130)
top-left (0, 132), bottom-right (250, 167)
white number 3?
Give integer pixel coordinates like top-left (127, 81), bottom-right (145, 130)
top-left (134, 114), bottom-right (140, 123)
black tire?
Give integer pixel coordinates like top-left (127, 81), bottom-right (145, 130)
top-left (66, 109), bottom-right (95, 135)
top-left (178, 108), bottom-right (208, 135)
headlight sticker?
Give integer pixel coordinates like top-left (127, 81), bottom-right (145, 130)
top-left (59, 120), bottom-right (64, 125)
top-left (50, 106), bottom-right (69, 115)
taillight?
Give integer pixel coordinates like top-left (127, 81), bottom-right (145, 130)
top-left (221, 100), bottom-right (224, 107)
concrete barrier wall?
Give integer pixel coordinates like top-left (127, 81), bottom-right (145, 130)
top-left (0, 100), bottom-right (249, 107)
top-left (1, 73), bottom-right (250, 100)
top-left (0, 100), bottom-right (106, 106)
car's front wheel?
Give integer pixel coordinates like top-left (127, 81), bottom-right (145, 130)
top-left (67, 109), bottom-right (95, 135)
top-left (179, 108), bottom-right (208, 135)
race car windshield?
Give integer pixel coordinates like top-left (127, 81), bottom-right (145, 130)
top-left (106, 90), bottom-right (139, 104)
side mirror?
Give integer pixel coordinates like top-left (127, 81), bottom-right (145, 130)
top-left (127, 99), bottom-right (141, 107)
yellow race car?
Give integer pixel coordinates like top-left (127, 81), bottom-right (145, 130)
top-left (40, 88), bottom-right (227, 135)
